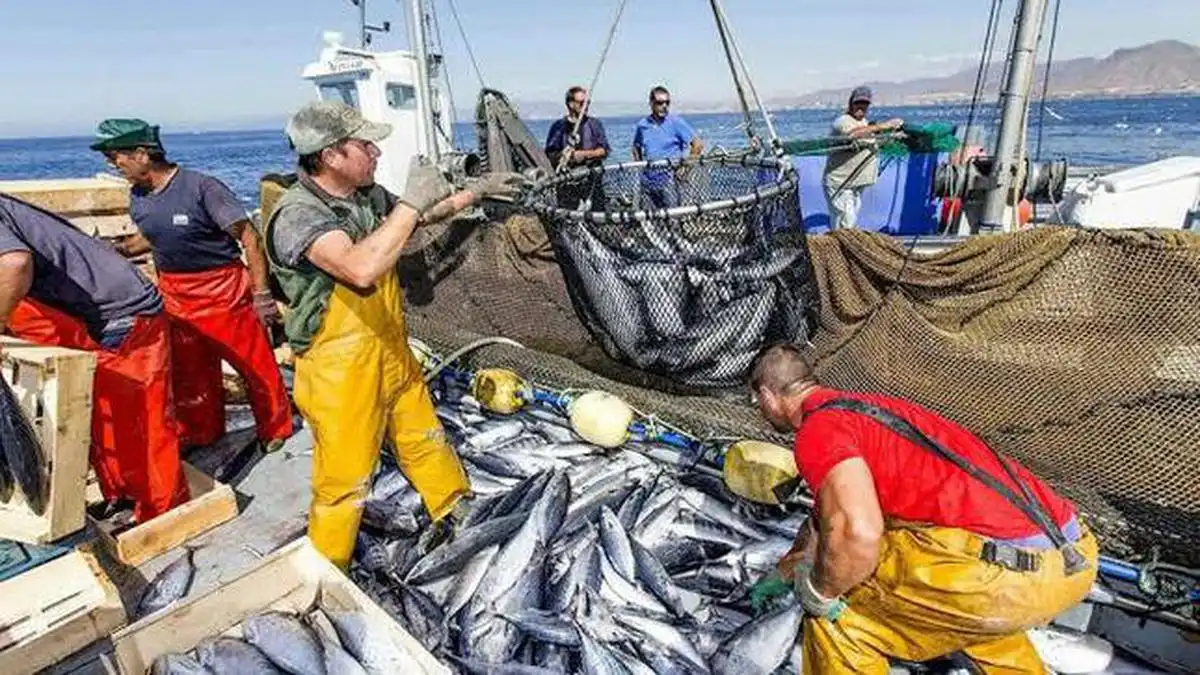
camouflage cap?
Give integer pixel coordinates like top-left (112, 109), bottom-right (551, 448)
top-left (285, 100), bottom-right (392, 155)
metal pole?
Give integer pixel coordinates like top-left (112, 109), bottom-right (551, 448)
top-left (980, 0), bottom-right (1049, 232)
top-left (409, 0), bottom-right (440, 161)
top-left (359, 0), bottom-right (368, 48)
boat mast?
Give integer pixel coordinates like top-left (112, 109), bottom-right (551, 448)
top-left (980, 0), bottom-right (1050, 231)
top-left (408, 0), bottom-right (441, 162)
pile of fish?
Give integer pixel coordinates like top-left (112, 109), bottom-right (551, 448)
top-left (348, 384), bottom-right (811, 675)
top-left (149, 607), bottom-right (408, 674)
top-left (0, 378), bottom-right (48, 514)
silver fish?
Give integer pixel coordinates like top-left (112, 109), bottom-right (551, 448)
top-left (447, 654), bottom-right (563, 675)
top-left (497, 608), bottom-right (581, 647)
top-left (404, 511), bottom-right (526, 584)
top-left (318, 630), bottom-right (367, 675)
top-left (709, 602), bottom-right (804, 675)
top-left (138, 547), bottom-right (198, 617)
top-left (196, 637), bottom-right (282, 674)
top-left (243, 611), bottom-right (326, 675)
top-left (598, 506), bottom-right (637, 584)
top-left (0, 379), bottom-right (47, 514)
top-left (361, 498), bottom-right (422, 537)
top-left (150, 652), bottom-right (211, 675)
top-left (327, 610), bottom-right (413, 675)
top-left (612, 611), bottom-right (710, 674)
top-left (577, 622), bottom-right (634, 675)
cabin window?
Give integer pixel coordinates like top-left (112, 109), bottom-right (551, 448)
top-left (386, 83), bottom-right (417, 110)
top-left (319, 82), bottom-right (360, 109)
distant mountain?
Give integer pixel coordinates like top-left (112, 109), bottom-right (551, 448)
top-left (767, 40), bottom-right (1200, 109)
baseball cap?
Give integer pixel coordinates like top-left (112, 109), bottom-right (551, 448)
top-left (849, 86), bottom-right (873, 104)
top-left (285, 100), bottom-right (392, 155)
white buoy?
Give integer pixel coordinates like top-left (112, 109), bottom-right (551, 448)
top-left (568, 391), bottom-right (633, 448)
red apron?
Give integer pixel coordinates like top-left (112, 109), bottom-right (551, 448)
top-left (7, 300), bottom-right (189, 522)
top-left (157, 263), bottom-right (293, 448)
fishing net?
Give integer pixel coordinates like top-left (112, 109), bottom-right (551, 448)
top-left (258, 174), bottom-right (1200, 568)
top-left (522, 155), bottom-right (820, 393)
top-left (779, 122), bottom-right (961, 158)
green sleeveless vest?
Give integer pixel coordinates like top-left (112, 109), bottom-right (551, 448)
top-left (263, 176), bottom-right (394, 355)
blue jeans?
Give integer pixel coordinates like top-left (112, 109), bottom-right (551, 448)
top-left (642, 181), bottom-right (680, 210)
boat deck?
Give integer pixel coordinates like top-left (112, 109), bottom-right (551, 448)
top-left (34, 406), bottom-right (1182, 675)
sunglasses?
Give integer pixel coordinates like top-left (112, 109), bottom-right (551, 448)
top-left (653, 99), bottom-right (671, 106)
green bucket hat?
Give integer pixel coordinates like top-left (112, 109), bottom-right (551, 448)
top-left (90, 118), bottom-right (163, 153)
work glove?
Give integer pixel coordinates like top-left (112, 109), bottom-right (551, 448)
top-left (748, 570), bottom-right (793, 615)
top-left (792, 561), bottom-right (848, 622)
top-left (252, 290), bottom-right (281, 326)
top-left (463, 171), bottom-right (531, 203)
top-left (400, 155), bottom-right (454, 214)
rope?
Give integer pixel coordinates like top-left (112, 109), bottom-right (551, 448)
top-left (445, 0), bottom-right (486, 88)
top-left (428, 0), bottom-right (460, 148)
top-left (556, 0), bottom-right (631, 174)
top-left (708, 0), bottom-right (783, 155)
top-left (709, 0), bottom-right (757, 146)
top-left (960, 0), bottom-right (1006, 201)
top-left (1035, 0), bottom-right (1063, 161)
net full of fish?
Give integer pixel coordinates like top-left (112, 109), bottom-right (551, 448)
top-left (347, 383), bottom-right (812, 675)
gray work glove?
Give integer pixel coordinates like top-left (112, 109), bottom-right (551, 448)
top-left (463, 171), bottom-right (531, 203)
top-left (400, 155), bottom-right (454, 213)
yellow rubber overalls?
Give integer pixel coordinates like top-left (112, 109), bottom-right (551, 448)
top-left (802, 524), bottom-right (1099, 674)
top-left (292, 268), bottom-right (470, 569)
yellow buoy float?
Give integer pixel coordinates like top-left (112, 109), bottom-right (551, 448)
top-left (471, 368), bottom-right (529, 415)
top-left (568, 390), bottom-right (634, 448)
top-left (722, 439), bottom-right (799, 505)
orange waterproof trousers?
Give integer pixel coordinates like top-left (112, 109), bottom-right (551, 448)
top-left (803, 524), bottom-right (1099, 674)
top-left (158, 263), bottom-right (293, 448)
top-left (7, 299), bottom-right (189, 521)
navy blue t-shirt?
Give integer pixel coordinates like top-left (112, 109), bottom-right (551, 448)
top-left (0, 194), bottom-right (162, 342)
top-left (129, 168), bottom-right (249, 273)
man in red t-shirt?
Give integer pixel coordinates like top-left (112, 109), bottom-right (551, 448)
top-left (749, 343), bottom-right (1098, 674)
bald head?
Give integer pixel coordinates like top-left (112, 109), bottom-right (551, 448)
top-left (750, 343), bottom-right (815, 395)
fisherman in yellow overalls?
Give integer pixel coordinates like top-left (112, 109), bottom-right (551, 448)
top-left (265, 100), bottom-right (528, 568)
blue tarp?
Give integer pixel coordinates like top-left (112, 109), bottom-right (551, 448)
top-left (792, 152), bottom-right (945, 235)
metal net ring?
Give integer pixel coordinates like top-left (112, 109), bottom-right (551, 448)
top-left (521, 154), bottom-right (820, 393)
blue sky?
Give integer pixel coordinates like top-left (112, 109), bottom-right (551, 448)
top-left (0, 0), bottom-right (1194, 137)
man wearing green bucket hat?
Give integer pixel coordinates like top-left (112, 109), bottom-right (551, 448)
top-left (91, 118), bottom-right (294, 457)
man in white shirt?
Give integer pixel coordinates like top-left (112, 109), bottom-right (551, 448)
top-left (823, 86), bottom-right (903, 230)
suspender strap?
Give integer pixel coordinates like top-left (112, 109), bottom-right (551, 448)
top-left (811, 398), bottom-right (1089, 575)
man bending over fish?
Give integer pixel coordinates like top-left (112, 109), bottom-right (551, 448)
top-left (265, 100), bottom-right (529, 568)
top-left (0, 193), bottom-right (188, 521)
top-left (749, 343), bottom-right (1097, 674)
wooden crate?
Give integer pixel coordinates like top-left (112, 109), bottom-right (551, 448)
top-left (88, 462), bottom-right (239, 567)
top-left (0, 336), bottom-right (96, 545)
top-left (111, 537), bottom-right (450, 675)
top-left (0, 545), bottom-right (127, 675)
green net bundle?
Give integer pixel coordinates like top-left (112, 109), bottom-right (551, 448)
top-left (779, 121), bottom-right (960, 159)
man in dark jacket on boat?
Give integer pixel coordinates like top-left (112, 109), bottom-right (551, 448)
top-left (545, 85), bottom-right (610, 210)
top-left (0, 193), bottom-right (189, 522)
top-left (748, 342), bottom-right (1098, 674)
top-left (92, 118), bottom-right (294, 454)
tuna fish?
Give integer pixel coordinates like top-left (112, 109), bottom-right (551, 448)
top-left (149, 653), bottom-right (211, 675)
top-left (195, 637), bottom-right (283, 674)
top-left (242, 611), bottom-right (326, 675)
top-left (0, 380), bottom-right (47, 514)
top-left (137, 547), bottom-right (198, 618)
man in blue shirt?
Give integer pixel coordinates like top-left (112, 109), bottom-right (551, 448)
top-left (92, 118), bottom-right (294, 455)
top-left (631, 86), bottom-right (704, 209)
top-left (545, 86), bottom-right (611, 210)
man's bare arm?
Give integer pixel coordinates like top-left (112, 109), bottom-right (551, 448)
top-left (777, 516), bottom-right (820, 578)
top-left (0, 251), bottom-right (34, 333)
top-left (231, 220), bottom-right (271, 294)
top-left (305, 190), bottom-right (476, 291)
top-left (810, 457), bottom-right (885, 598)
top-left (688, 137), bottom-right (704, 158)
